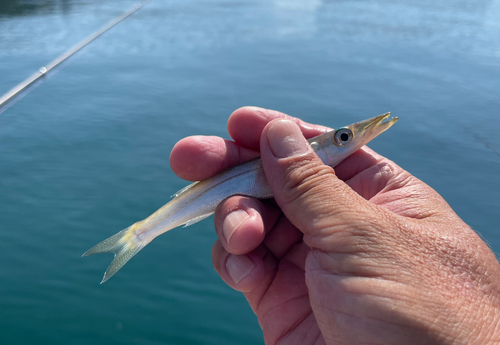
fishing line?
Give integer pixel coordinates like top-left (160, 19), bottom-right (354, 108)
top-left (473, 133), bottom-right (500, 158)
top-left (0, 0), bottom-right (153, 115)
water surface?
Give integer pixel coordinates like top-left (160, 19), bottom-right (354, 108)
top-left (0, 0), bottom-right (499, 344)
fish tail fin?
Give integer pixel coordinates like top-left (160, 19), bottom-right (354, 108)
top-left (82, 223), bottom-right (148, 284)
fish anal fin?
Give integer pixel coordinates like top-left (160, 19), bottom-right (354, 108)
top-left (182, 213), bottom-right (213, 228)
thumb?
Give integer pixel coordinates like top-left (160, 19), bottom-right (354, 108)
top-left (260, 119), bottom-right (381, 250)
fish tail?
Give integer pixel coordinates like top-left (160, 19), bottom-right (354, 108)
top-left (82, 223), bottom-right (149, 284)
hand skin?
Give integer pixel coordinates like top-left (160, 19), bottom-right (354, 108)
top-left (170, 107), bottom-right (500, 345)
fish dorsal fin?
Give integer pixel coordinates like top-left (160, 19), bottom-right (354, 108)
top-left (182, 213), bottom-right (213, 228)
top-left (171, 181), bottom-right (200, 198)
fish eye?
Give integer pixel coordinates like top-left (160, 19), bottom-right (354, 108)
top-left (334, 128), bottom-right (353, 146)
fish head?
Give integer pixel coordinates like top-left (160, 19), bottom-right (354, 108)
top-left (310, 112), bottom-right (398, 167)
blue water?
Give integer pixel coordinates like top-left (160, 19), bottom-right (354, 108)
top-left (0, 0), bottom-right (499, 344)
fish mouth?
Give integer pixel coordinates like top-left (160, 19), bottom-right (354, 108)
top-left (351, 112), bottom-right (398, 146)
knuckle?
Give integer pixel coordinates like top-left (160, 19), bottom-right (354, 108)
top-left (280, 158), bottom-right (336, 202)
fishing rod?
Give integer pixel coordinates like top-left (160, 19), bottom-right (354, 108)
top-left (0, 0), bottom-right (153, 115)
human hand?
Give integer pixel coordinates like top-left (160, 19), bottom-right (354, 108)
top-left (170, 107), bottom-right (500, 345)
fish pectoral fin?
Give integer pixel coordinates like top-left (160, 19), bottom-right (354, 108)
top-left (182, 213), bottom-right (213, 228)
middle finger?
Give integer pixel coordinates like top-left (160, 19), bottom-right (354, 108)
top-left (214, 196), bottom-right (280, 255)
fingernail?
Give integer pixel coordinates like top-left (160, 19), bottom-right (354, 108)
top-left (267, 120), bottom-right (309, 158)
top-left (223, 209), bottom-right (250, 245)
top-left (226, 254), bottom-right (255, 284)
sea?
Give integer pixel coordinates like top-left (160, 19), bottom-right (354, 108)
top-left (0, 0), bottom-right (499, 344)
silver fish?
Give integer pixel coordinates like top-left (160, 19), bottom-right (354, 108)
top-left (83, 113), bottom-right (398, 283)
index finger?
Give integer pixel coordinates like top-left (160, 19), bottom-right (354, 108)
top-left (228, 107), bottom-right (330, 149)
top-left (170, 107), bottom-right (329, 181)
